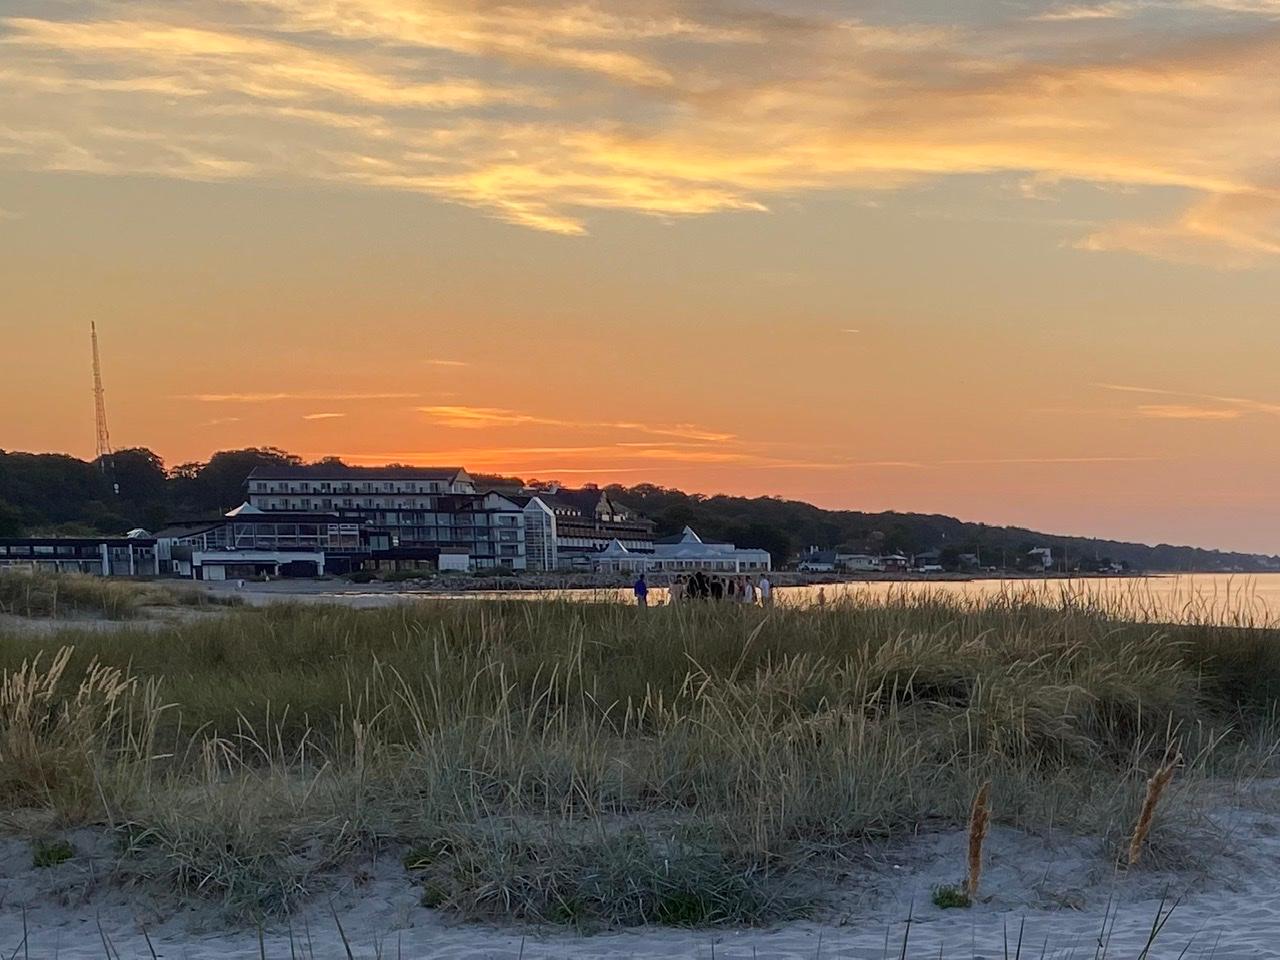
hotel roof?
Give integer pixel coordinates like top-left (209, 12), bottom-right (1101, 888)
top-left (248, 464), bottom-right (468, 481)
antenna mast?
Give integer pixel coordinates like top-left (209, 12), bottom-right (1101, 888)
top-left (91, 322), bottom-right (117, 491)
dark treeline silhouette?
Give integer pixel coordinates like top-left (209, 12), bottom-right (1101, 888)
top-left (0, 447), bottom-right (1275, 572)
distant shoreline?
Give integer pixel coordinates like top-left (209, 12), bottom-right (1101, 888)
top-left (195, 568), bottom-right (1198, 600)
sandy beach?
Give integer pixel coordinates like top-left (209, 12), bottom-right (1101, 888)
top-left (4, 784), bottom-right (1279, 959)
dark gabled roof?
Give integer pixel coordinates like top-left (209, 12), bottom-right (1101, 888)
top-left (248, 464), bottom-right (467, 481)
top-left (537, 489), bottom-right (605, 517)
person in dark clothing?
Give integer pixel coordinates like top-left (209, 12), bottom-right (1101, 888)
top-left (709, 576), bottom-right (724, 601)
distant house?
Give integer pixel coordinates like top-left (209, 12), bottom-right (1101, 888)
top-left (881, 554), bottom-right (910, 573)
top-left (1027, 547), bottom-right (1054, 571)
top-left (914, 548), bottom-right (944, 572)
top-left (797, 548), bottom-right (837, 572)
top-left (837, 553), bottom-right (883, 572)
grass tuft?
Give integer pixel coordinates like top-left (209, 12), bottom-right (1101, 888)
top-left (930, 884), bottom-right (972, 910)
top-left (31, 837), bottom-right (75, 868)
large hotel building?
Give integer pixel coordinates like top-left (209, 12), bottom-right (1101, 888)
top-left (246, 464), bottom-right (527, 570)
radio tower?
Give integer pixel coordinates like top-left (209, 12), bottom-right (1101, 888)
top-left (91, 322), bottom-right (118, 493)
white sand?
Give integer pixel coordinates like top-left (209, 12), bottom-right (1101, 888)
top-left (4, 786), bottom-right (1280, 959)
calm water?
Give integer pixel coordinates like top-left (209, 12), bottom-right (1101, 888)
top-left (423, 573), bottom-right (1280, 627)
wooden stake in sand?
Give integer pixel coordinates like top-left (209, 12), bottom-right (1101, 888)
top-left (1127, 753), bottom-right (1181, 867)
top-left (965, 781), bottom-right (991, 900)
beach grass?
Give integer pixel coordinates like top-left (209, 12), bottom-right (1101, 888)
top-left (0, 569), bottom-right (242, 619)
top-left (0, 588), bottom-right (1278, 925)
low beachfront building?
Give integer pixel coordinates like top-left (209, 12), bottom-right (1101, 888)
top-left (0, 535), bottom-right (158, 576)
top-left (153, 503), bottom-right (366, 580)
top-left (591, 527), bottom-right (771, 575)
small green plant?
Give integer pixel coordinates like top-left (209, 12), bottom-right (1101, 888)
top-left (419, 878), bottom-right (451, 909)
top-left (32, 838), bottom-right (75, 868)
top-left (931, 884), bottom-right (972, 909)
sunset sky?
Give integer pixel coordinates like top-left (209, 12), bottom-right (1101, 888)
top-left (3, 0), bottom-right (1280, 552)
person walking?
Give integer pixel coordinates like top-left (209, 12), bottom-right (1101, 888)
top-left (758, 574), bottom-right (772, 608)
top-left (634, 573), bottom-right (649, 609)
top-left (668, 575), bottom-right (684, 605)
top-left (692, 571), bottom-right (710, 600)
top-left (741, 576), bottom-right (756, 605)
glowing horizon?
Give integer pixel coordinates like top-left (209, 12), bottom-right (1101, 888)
top-left (3, 0), bottom-right (1280, 553)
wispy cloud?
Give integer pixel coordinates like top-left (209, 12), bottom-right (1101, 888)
top-left (417, 405), bottom-right (736, 442)
top-left (1034, 3), bottom-right (1138, 20)
top-left (184, 392), bottom-right (419, 402)
top-left (302, 412), bottom-right (346, 420)
top-left (202, 416), bottom-right (242, 426)
top-left (427, 359), bottom-right (469, 367)
top-left (939, 456), bottom-right (1159, 465)
top-left (1096, 382), bottom-right (1280, 416)
top-left (1136, 404), bottom-right (1243, 420)
top-left (4, 0), bottom-right (1280, 259)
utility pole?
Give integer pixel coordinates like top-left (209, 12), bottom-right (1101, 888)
top-left (91, 321), bottom-right (119, 495)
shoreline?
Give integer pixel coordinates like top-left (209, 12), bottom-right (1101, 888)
top-left (203, 569), bottom-right (1161, 597)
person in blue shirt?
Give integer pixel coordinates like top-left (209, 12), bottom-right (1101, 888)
top-left (634, 573), bottom-right (649, 608)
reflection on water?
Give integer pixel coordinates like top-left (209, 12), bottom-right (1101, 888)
top-left (416, 574), bottom-right (1280, 627)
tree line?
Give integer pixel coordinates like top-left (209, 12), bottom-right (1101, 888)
top-left (0, 447), bottom-right (1275, 572)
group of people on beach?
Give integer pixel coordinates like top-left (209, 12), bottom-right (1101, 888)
top-left (632, 572), bottom-right (772, 607)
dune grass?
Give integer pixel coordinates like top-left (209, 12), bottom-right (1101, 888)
top-left (0, 590), bottom-right (1278, 926)
top-left (0, 569), bottom-right (241, 619)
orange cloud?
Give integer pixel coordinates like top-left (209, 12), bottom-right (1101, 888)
top-left (185, 392), bottom-right (419, 402)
